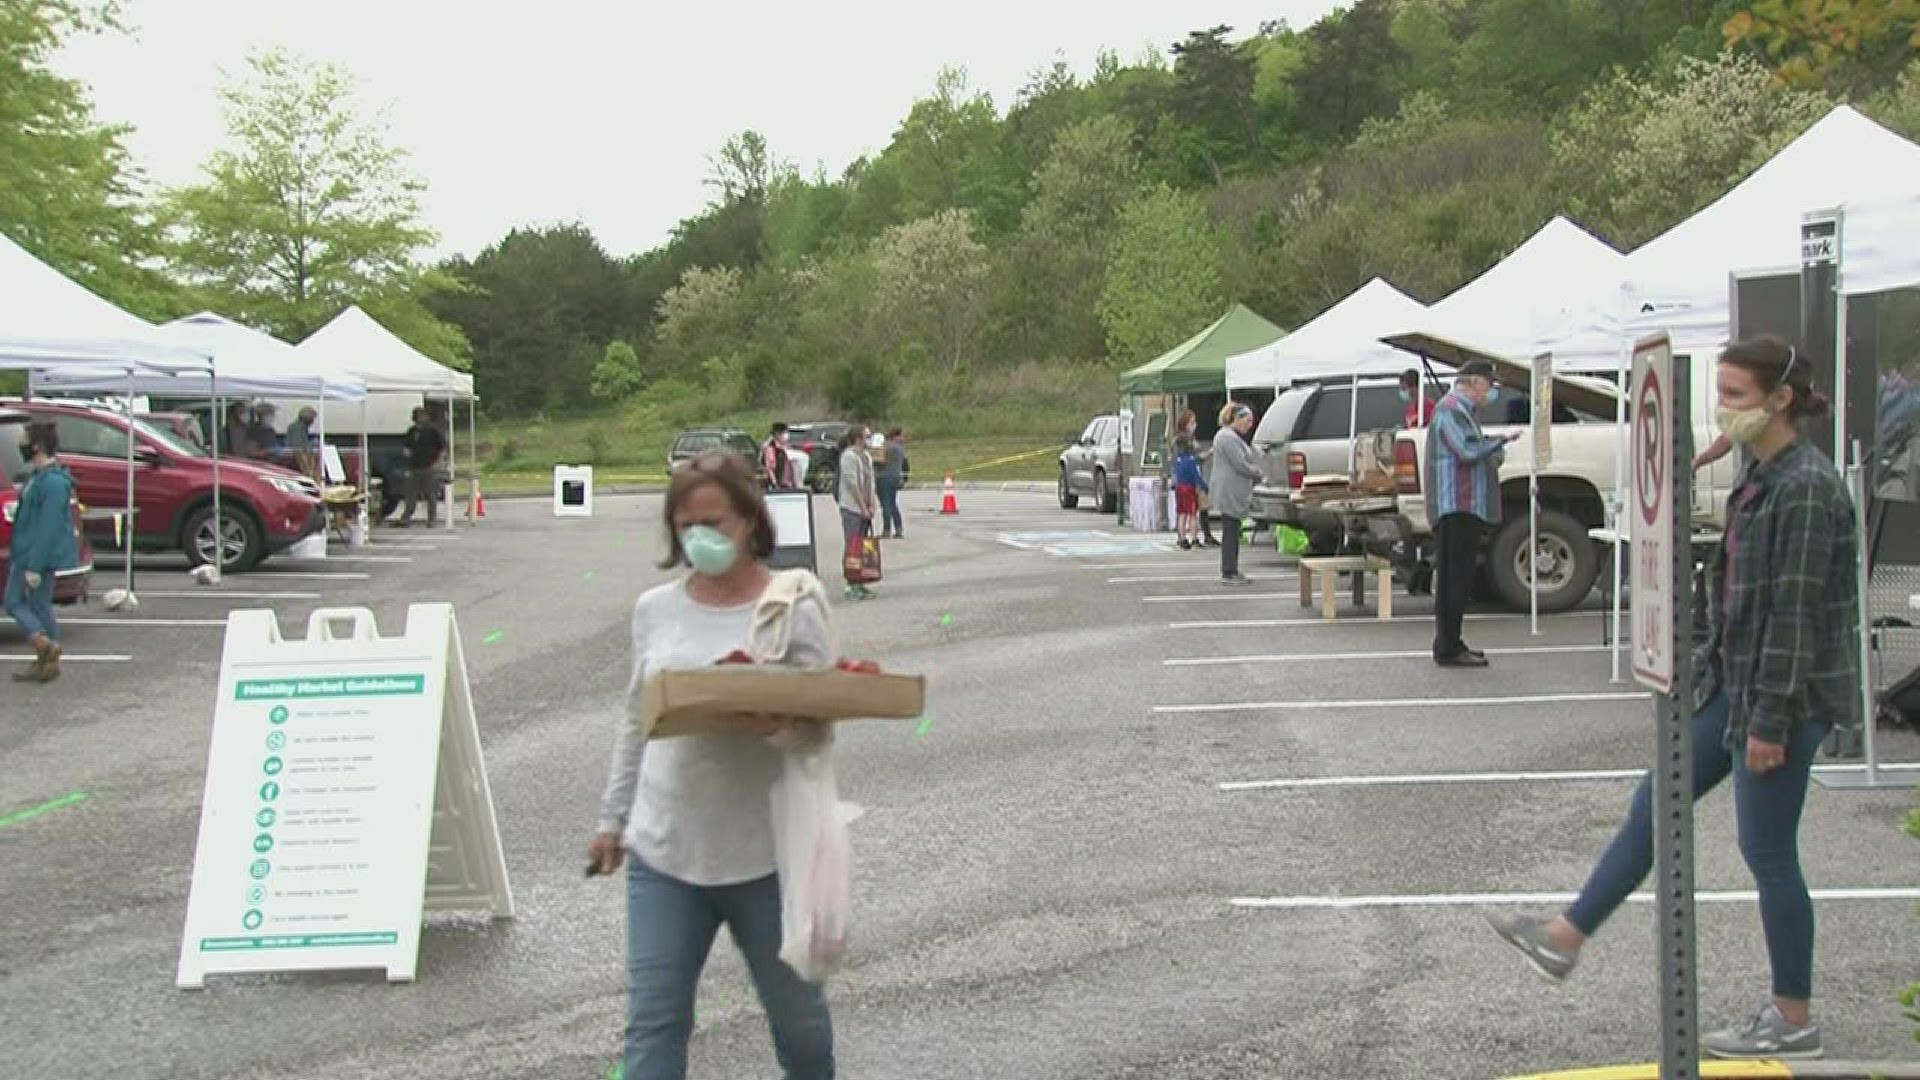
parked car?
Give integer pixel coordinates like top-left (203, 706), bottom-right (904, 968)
top-left (1058, 414), bottom-right (1123, 513)
top-left (783, 422), bottom-right (851, 493)
top-left (1245, 377), bottom-right (1406, 551)
top-left (3, 399), bottom-right (325, 573)
top-left (0, 408), bottom-right (95, 605)
top-left (666, 428), bottom-right (759, 475)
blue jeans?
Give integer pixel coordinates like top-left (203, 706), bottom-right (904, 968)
top-left (877, 481), bottom-right (903, 537)
top-left (1565, 691), bottom-right (1830, 1000)
top-left (624, 857), bottom-right (834, 1080)
top-left (4, 564), bottom-right (57, 641)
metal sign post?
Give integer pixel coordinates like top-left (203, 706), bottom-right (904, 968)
top-left (1632, 335), bottom-right (1697, 1079)
top-left (1529, 353), bottom-right (1554, 636)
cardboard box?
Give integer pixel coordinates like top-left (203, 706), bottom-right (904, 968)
top-left (638, 667), bottom-right (927, 739)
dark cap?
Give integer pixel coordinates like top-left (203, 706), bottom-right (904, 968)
top-left (1457, 359), bottom-right (1497, 380)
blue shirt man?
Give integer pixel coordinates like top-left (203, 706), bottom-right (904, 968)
top-left (1425, 360), bottom-right (1518, 666)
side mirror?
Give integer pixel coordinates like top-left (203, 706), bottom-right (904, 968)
top-left (134, 445), bottom-right (164, 467)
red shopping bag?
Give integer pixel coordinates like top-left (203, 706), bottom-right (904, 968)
top-left (843, 532), bottom-right (882, 584)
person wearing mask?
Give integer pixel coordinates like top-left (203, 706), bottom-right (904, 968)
top-left (1399, 368), bottom-right (1436, 428)
top-left (878, 428), bottom-right (908, 540)
top-left (287, 406), bottom-right (319, 479)
top-left (588, 451), bottom-right (837, 1080)
top-left (245, 402), bottom-right (281, 461)
top-left (836, 425), bottom-right (878, 601)
top-left (1209, 403), bottom-right (1261, 586)
top-left (1427, 360), bottom-right (1520, 667)
top-left (1489, 336), bottom-right (1855, 1061)
top-left (6, 422), bottom-right (78, 684)
top-left (1177, 409), bottom-right (1218, 548)
top-left (222, 402), bottom-right (256, 459)
top-left (761, 423), bottom-right (798, 491)
top-left (397, 406), bottom-right (448, 528)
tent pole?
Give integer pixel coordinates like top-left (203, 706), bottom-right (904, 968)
top-left (468, 396), bottom-right (477, 525)
top-left (359, 401), bottom-right (370, 510)
top-left (444, 394), bottom-right (455, 532)
top-left (1610, 334), bottom-right (1627, 684)
top-left (211, 376), bottom-right (223, 577)
top-left (123, 368), bottom-right (135, 598)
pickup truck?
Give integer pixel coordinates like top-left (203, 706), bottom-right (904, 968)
top-left (1329, 350), bottom-right (1731, 613)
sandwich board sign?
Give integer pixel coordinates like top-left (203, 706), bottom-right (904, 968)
top-left (176, 603), bottom-right (513, 989)
top-left (1630, 335), bottom-right (1674, 693)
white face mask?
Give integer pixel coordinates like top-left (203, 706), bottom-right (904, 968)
top-left (1716, 406), bottom-right (1774, 446)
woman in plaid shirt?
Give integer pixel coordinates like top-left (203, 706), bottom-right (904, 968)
top-left (1489, 335), bottom-right (1858, 1061)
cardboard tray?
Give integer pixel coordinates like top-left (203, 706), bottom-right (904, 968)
top-left (638, 667), bottom-right (927, 739)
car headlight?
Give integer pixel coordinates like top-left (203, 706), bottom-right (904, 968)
top-left (266, 476), bottom-right (309, 497)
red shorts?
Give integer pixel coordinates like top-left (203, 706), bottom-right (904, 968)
top-left (1174, 484), bottom-right (1199, 515)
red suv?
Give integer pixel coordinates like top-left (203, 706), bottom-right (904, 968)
top-left (4, 400), bottom-right (325, 572)
top-left (1, 409), bottom-right (94, 604)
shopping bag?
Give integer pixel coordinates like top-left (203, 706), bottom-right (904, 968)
top-left (1276, 524), bottom-right (1309, 556)
top-left (843, 532), bottom-right (882, 584)
top-left (748, 570), bottom-right (862, 982)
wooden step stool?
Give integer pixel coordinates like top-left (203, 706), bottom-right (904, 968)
top-left (1297, 555), bottom-right (1394, 621)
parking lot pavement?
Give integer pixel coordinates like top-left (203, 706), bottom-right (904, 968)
top-left (3, 490), bottom-right (1916, 1079)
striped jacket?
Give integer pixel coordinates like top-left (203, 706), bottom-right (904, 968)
top-left (1424, 390), bottom-right (1505, 524)
top-left (1694, 438), bottom-right (1861, 748)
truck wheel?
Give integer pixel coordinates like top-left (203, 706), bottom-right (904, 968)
top-left (1093, 469), bottom-right (1117, 514)
top-left (809, 468), bottom-right (836, 495)
top-left (1488, 509), bottom-right (1600, 613)
top-left (1057, 467), bottom-right (1079, 510)
top-left (185, 503), bottom-right (264, 573)
top-left (1306, 527), bottom-right (1342, 557)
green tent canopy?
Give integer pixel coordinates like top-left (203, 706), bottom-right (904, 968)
top-left (1117, 304), bottom-right (1286, 396)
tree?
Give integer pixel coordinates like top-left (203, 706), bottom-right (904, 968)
top-left (653, 265), bottom-right (744, 376)
top-left (164, 48), bottom-right (443, 341)
top-left (591, 339), bottom-right (643, 402)
top-left (828, 352), bottom-right (897, 420)
top-left (1725, 0), bottom-right (1920, 95)
top-left (1289, 0), bottom-right (1405, 143)
top-left (705, 130), bottom-right (781, 206)
top-left (877, 68), bottom-right (1026, 236)
top-left (1097, 184), bottom-right (1224, 363)
top-left (869, 209), bottom-right (991, 372)
top-left (1169, 25), bottom-right (1263, 179)
top-left (0, 0), bottom-right (182, 317)
top-left (996, 116), bottom-right (1139, 359)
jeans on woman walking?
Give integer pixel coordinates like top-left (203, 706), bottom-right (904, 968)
top-left (1565, 691), bottom-right (1830, 1000)
top-left (1219, 515), bottom-right (1242, 578)
top-left (624, 857), bottom-right (835, 1080)
top-left (4, 565), bottom-right (57, 641)
top-left (877, 480), bottom-right (902, 536)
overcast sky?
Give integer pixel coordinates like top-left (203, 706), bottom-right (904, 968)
top-left (56, 1), bottom-right (1345, 261)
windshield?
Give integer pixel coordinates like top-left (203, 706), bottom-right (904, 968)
top-left (0, 420), bottom-right (27, 484)
top-left (131, 416), bottom-right (206, 457)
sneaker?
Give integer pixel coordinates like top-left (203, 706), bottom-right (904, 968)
top-left (1486, 913), bottom-right (1577, 982)
top-left (1177, 539), bottom-right (1193, 551)
top-left (1703, 1004), bottom-right (1822, 1060)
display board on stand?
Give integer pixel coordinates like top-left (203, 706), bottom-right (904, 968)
top-left (765, 489), bottom-right (818, 573)
top-left (553, 465), bottom-right (593, 518)
top-left (175, 603), bottom-right (513, 989)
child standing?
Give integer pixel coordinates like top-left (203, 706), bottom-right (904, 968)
top-left (1172, 434), bottom-right (1207, 551)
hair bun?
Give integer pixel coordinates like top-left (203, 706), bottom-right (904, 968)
top-left (1798, 388), bottom-right (1833, 419)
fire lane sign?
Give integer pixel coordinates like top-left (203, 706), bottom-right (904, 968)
top-left (1630, 335), bottom-right (1674, 693)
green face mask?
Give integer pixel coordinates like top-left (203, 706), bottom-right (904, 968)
top-left (680, 525), bottom-right (740, 576)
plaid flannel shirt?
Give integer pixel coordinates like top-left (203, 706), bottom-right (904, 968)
top-left (1695, 438), bottom-right (1861, 749)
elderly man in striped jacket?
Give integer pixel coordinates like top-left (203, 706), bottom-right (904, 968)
top-left (1426, 360), bottom-right (1521, 667)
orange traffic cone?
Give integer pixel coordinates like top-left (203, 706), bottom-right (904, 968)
top-left (468, 478), bottom-right (486, 521)
top-left (940, 474), bottom-right (959, 515)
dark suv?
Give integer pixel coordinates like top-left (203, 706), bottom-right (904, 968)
top-left (4, 400), bottom-right (324, 572)
top-left (786, 422), bottom-right (851, 493)
top-left (667, 428), bottom-right (759, 474)
top-left (0, 409), bottom-right (93, 606)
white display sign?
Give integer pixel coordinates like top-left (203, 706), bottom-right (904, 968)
top-left (1531, 352), bottom-right (1554, 470)
top-left (1631, 335), bottom-right (1675, 694)
top-left (176, 604), bottom-right (513, 989)
top-left (553, 464), bottom-right (593, 518)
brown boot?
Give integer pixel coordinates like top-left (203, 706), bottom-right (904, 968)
top-left (32, 635), bottom-right (60, 684)
top-left (11, 654), bottom-right (46, 682)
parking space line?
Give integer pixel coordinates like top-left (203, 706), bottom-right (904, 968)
top-left (1169, 645), bottom-right (1612, 667)
top-left (1111, 574), bottom-right (1298, 584)
top-left (1, 653), bottom-right (132, 663)
top-left (1170, 611), bottom-right (1607, 629)
top-left (1144, 590), bottom-right (1410, 603)
top-left (64, 617), bottom-right (226, 628)
top-left (1229, 886), bottom-right (1920, 910)
top-left (1215, 761), bottom-right (1920, 792)
top-left (281, 555), bottom-right (412, 564)
top-left (247, 571), bottom-right (370, 581)
top-left (1156, 691), bottom-right (1646, 715)
top-left (1081, 561), bottom-right (1234, 570)
top-left (135, 591), bottom-right (322, 600)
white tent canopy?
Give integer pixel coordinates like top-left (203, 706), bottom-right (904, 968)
top-left (33, 312), bottom-right (367, 401)
top-left (1838, 190), bottom-right (1920, 297)
top-left (1225, 278), bottom-right (1429, 389)
top-left (1388, 216), bottom-right (1626, 373)
top-left (0, 232), bottom-right (210, 375)
top-left (296, 306), bottom-right (473, 399)
top-left (1619, 106), bottom-right (1920, 354)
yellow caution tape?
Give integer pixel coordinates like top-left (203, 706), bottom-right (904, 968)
top-left (1501, 1062), bottom-right (1792, 1080)
top-left (953, 446), bottom-right (1060, 475)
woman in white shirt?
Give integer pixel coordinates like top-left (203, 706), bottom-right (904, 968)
top-left (588, 452), bottom-right (837, 1080)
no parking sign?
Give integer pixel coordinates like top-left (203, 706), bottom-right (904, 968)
top-left (1630, 337), bottom-right (1673, 693)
